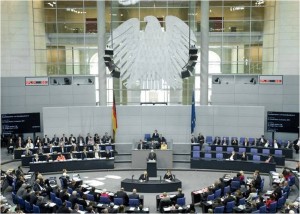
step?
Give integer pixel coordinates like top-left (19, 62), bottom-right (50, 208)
top-left (173, 162), bottom-right (190, 169)
top-left (173, 154), bottom-right (191, 161)
top-left (115, 155), bottom-right (131, 161)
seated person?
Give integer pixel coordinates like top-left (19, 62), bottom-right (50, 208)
top-left (32, 154), bottom-right (39, 162)
top-left (94, 133), bottom-right (101, 144)
top-left (148, 139), bottom-right (157, 150)
top-left (36, 145), bottom-right (43, 155)
top-left (221, 137), bottom-right (228, 146)
top-left (197, 133), bottom-right (205, 145)
top-left (102, 149), bottom-right (112, 159)
top-left (60, 134), bottom-right (69, 145)
top-left (258, 135), bottom-right (267, 146)
top-left (213, 136), bottom-right (221, 145)
top-left (243, 138), bottom-right (251, 147)
top-left (68, 134), bottom-right (76, 145)
top-left (25, 139), bottom-right (34, 149)
top-left (272, 139), bottom-right (281, 148)
top-left (173, 188), bottom-right (184, 201)
top-left (160, 141), bottom-right (168, 150)
top-left (23, 148), bottom-right (32, 156)
top-left (129, 189), bottom-right (139, 199)
top-left (227, 151), bottom-right (237, 160)
top-left (77, 134), bottom-right (85, 146)
top-left (101, 132), bottom-right (111, 144)
top-left (82, 147), bottom-right (88, 159)
top-left (51, 134), bottom-right (59, 145)
top-left (191, 134), bottom-right (197, 144)
top-left (285, 140), bottom-right (293, 149)
top-left (159, 192), bottom-right (172, 213)
top-left (147, 150), bottom-right (156, 161)
top-left (163, 170), bottom-right (173, 180)
top-left (15, 136), bottom-right (24, 149)
top-left (137, 140), bottom-right (147, 150)
top-left (231, 137), bottom-right (238, 146)
top-left (240, 152), bottom-right (248, 161)
top-left (56, 153), bottom-right (66, 161)
top-left (139, 171), bottom-right (149, 182)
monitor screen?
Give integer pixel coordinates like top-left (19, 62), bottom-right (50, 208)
top-left (1, 113), bottom-right (41, 134)
top-left (267, 111), bottom-right (299, 133)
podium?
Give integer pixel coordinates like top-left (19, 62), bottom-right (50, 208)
top-left (147, 160), bottom-right (157, 177)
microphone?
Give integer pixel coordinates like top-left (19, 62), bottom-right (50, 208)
top-left (132, 175), bottom-right (134, 182)
top-left (160, 176), bottom-right (162, 183)
top-left (173, 175), bottom-right (176, 181)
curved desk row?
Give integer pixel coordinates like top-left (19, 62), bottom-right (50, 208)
top-left (194, 144), bottom-right (293, 159)
top-left (14, 144), bottom-right (115, 159)
top-left (29, 158), bottom-right (114, 173)
top-left (121, 178), bottom-right (181, 193)
top-left (190, 158), bottom-right (276, 173)
top-left (191, 151), bottom-right (285, 166)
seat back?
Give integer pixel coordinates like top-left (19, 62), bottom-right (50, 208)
top-left (253, 155), bottom-right (260, 161)
top-left (238, 147), bottom-right (246, 153)
top-left (214, 206), bottom-right (225, 213)
top-left (55, 197), bottom-right (63, 207)
top-left (192, 151), bottom-right (200, 158)
top-left (86, 194), bottom-right (94, 201)
top-left (50, 192), bottom-right (56, 202)
top-left (105, 145), bottom-right (112, 151)
top-left (114, 197), bottom-right (124, 205)
top-left (276, 197), bottom-right (285, 210)
top-left (11, 192), bottom-right (17, 204)
top-left (227, 147), bottom-right (234, 153)
top-left (225, 201), bottom-right (235, 213)
top-left (66, 200), bottom-right (72, 208)
top-left (193, 145), bottom-right (200, 151)
top-left (204, 153), bottom-right (212, 159)
top-left (17, 196), bottom-right (25, 208)
top-left (259, 205), bottom-right (266, 213)
top-left (176, 197), bottom-right (185, 206)
top-left (269, 201), bottom-right (277, 213)
top-left (230, 180), bottom-right (241, 191)
top-left (99, 196), bottom-right (111, 204)
top-left (223, 185), bottom-right (230, 195)
top-left (205, 146), bottom-right (211, 152)
top-left (239, 197), bottom-right (245, 205)
top-left (214, 189), bottom-right (221, 199)
top-left (79, 204), bottom-right (84, 211)
top-left (262, 149), bottom-right (270, 155)
top-left (67, 187), bottom-right (73, 194)
top-left (288, 176), bottom-right (295, 187)
top-left (207, 194), bottom-right (214, 201)
top-left (216, 153), bottom-right (223, 159)
top-left (274, 150), bottom-right (282, 156)
top-left (239, 137), bottom-right (245, 145)
top-left (32, 204), bottom-right (40, 214)
top-left (144, 134), bottom-right (151, 141)
top-left (206, 136), bottom-right (213, 144)
top-left (129, 198), bottom-right (140, 207)
top-left (25, 200), bottom-right (32, 213)
top-left (216, 147), bottom-right (222, 152)
top-left (250, 148), bottom-right (258, 154)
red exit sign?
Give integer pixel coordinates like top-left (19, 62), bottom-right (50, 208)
top-left (25, 77), bottom-right (49, 86)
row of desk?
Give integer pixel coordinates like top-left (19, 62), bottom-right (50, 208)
top-left (29, 159), bottom-right (114, 173)
top-left (13, 144), bottom-right (115, 159)
top-left (191, 151), bottom-right (285, 166)
top-left (193, 144), bottom-right (293, 159)
top-left (190, 158), bottom-right (276, 173)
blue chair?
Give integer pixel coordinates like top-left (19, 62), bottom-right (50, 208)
top-left (207, 194), bottom-right (214, 201)
top-left (288, 176), bottom-right (295, 188)
top-left (216, 147), bottom-right (222, 152)
top-left (268, 201), bottom-right (277, 213)
top-left (249, 138), bottom-right (255, 143)
top-left (50, 192), bottom-right (56, 202)
top-left (253, 155), bottom-right (260, 161)
top-left (25, 200), bottom-right (32, 213)
top-left (192, 151), bottom-right (200, 158)
top-left (176, 197), bottom-right (185, 206)
top-left (252, 210), bottom-right (259, 213)
top-left (32, 204), bottom-right (40, 214)
top-left (105, 145), bottom-right (112, 151)
top-left (239, 197), bottom-right (245, 205)
top-left (216, 153), bottom-right (223, 159)
top-left (86, 194), bottom-right (94, 201)
top-left (206, 136), bottom-right (213, 144)
top-left (225, 201), bottom-right (235, 213)
top-left (259, 178), bottom-right (264, 192)
top-left (259, 205), bottom-right (267, 213)
top-left (114, 197), bottom-right (124, 205)
top-left (144, 134), bottom-right (151, 141)
top-left (276, 197), bottom-right (285, 210)
top-left (230, 181), bottom-right (241, 192)
top-left (250, 148), bottom-right (258, 154)
top-left (79, 204), bottom-right (84, 211)
top-left (214, 206), bottom-right (224, 213)
top-left (282, 191), bottom-right (288, 199)
top-left (274, 150), bottom-right (282, 156)
top-left (129, 198), bottom-right (140, 207)
top-left (239, 137), bottom-right (245, 145)
top-left (205, 146), bottom-right (211, 152)
top-left (55, 197), bottom-right (63, 207)
top-left (193, 145), bottom-right (200, 151)
top-left (262, 149), bottom-right (270, 155)
top-left (238, 147), bottom-right (246, 154)
top-left (100, 196), bottom-right (111, 204)
top-left (223, 185), bottom-right (230, 196)
top-left (66, 200), bottom-right (72, 208)
top-left (17, 196), bottom-right (25, 209)
top-left (214, 189), bottom-right (221, 199)
top-left (67, 187), bottom-right (73, 194)
top-left (227, 147), bottom-right (234, 153)
top-left (204, 153), bottom-right (212, 159)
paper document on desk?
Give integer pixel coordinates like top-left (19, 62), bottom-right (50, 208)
top-left (207, 201), bottom-right (212, 205)
top-left (165, 179), bottom-right (172, 182)
top-left (129, 207), bottom-right (135, 211)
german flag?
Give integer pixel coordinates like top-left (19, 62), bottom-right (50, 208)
top-left (112, 93), bottom-right (118, 141)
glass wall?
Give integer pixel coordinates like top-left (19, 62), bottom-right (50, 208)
top-left (32, 0), bottom-right (275, 105)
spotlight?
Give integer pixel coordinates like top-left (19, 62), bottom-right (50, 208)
top-left (105, 49), bottom-right (114, 55)
top-left (53, 79), bottom-right (58, 84)
top-left (88, 78), bottom-right (93, 84)
top-left (187, 65), bottom-right (194, 73)
top-left (189, 55), bottom-right (198, 61)
top-left (189, 47), bottom-right (198, 55)
top-left (213, 77), bottom-right (221, 84)
top-left (111, 69), bottom-right (120, 78)
top-left (181, 70), bottom-right (191, 79)
top-left (250, 78), bottom-right (256, 85)
top-left (103, 55), bottom-right (112, 62)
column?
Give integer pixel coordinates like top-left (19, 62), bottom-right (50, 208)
top-left (97, 1), bottom-right (107, 105)
top-left (200, 0), bottom-right (209, 105)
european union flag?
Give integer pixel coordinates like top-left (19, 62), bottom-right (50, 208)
top-left (191, 90), bottom-right (196, 134)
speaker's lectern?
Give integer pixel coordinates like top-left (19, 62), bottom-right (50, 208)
top-left (147, 160), bottom-right (157, 177)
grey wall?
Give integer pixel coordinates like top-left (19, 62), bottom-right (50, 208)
top-left (43, 105), bottom-right (264, 143)
top-left (211, 75), bottom-right (299, 140)
top-left (1, 77), bottom-right (96, 137)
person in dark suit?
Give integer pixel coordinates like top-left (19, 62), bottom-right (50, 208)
top-left (221, 137), bottom-right (228, 146)
top-left (69, 191), bottom-right (79, 208)
top-left (69, 134), bottom-right (76, 145)
top-left (94, 133), bottom-right (100, 144)
top-left (197, 133), bottom-right (205, 145)
top-left (251, 170), bottom-right (262, 190)
top-left (243, 138), bottom-right (250, 147)
top-left (265, 154), bottom-right (275, 163)
top-left (285, 140), bottom-right (293, 149)
top-left (272, 139), bottom-right (281, 148)
top-left (57, 202), bottom-right (71, 213)
top-left (101, 132), bottom-right (112, 144)
top-left (15, 136), bottom-right (24, 149)
top-left (240, 152), bottom-right (248, 161)
top-left (34, 136), bottom-right (42, 147)
top-left (42, 135), bottom-right (50, 146)
top-left (115, 187), bottom-right (129, 206)
top-left (51, 134), bottom-right (59, 145)
top-left (45, 154), bottom-right (52, 162)
top-left (139, 171), bottom-right (149, 182)
top-left (173, 188), bottom-right (184, 201)
top-left (147, 150), bottom-right (156, 161)
top-left (222, 192), bottom-right (235, 206)
top-left (137, 140), bottom-right (147, 150)
top-left (228, 151), bottom-right (237, 160)
top-left (152, 130), bottom-right (160, 141)
top-left (213, 136), bottom-right (221, 145)
top-left (163, 170), bottom-right (174, 180)
top-left (102, 149), bottom-right (112, 159)
top-left (77, 134), bottom-right (85, 146)
top-left (231, 137), bottom-right (238, 146)
top-left (60, 134), bottom-right (69, 145)
top-left (257, 135), bottom-right (267, 147)
top-left (85, 133), bottom-right (92, 145)
top-left (128, 188), bottom-right (139, 200)
top-left (191, 134), bottom-right (197, 144)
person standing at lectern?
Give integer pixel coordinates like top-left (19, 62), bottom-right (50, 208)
top-left (139, 171), bottom-right (149, 182)
top-left (147, 150), bottom-right (156, 161)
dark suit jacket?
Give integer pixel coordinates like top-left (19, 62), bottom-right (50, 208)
top-left (139, 174), bottom-right (149, 181)
top-left (129, 193), bottom-right (139, 199)
top-left (231, 139), bottom-right (238, 145)
top-left (77, 137), bottom-right (85, 145)
top-left (51, 137), bottom-right (59, 145)
top-left (115, 191), bottom-right (129, 205)
top-left (42, 138), bottom-right (50, 146)
top-left (213, 138), bottom-right (221, 145)
top-left (148, 152), bottom-right (156, 160)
